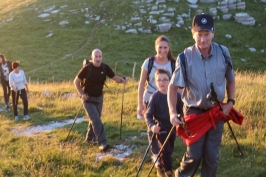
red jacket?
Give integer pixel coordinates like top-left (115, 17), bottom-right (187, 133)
top-left (176, 104), bottom-right (244, 145)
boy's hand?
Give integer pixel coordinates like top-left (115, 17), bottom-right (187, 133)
top-left (151, 125), bottom-right (161, 133)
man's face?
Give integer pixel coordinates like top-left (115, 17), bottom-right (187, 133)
top-left (193, 30), bottom-right (214, 50)
top-left (91, 50), bottom-right (102, 67)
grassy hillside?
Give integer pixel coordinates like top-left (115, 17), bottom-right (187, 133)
top-left (0, 71), bottom-right (266, 176)
top-left (1, 0), bottom-right (266, 82)
top-left (0, 1), bottom-right (266, 176)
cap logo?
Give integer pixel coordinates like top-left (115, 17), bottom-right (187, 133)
top-left (201, 18), bottom-right (207, 24)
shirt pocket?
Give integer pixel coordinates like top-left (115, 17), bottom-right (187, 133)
top-left (216, 70), bottom-right (226, 86)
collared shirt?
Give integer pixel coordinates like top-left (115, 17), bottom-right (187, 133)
top-left (170, 42), bottom-right (235, 110)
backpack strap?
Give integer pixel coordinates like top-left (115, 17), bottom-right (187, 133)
top-left (170, 60), bottom-right (175, 74)
top-left (178, 52), bottom-right (187, 79)
top-left (83, 59), bottom-right (89, 67)
top-left (218, 44), bottom-right (233, 69)
top-left (101, 63), bottom-right (108, 88)
top-left (147, 56), bottom-right (155, 82)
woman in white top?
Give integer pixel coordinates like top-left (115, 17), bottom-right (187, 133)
top-left (9, 61), bottom-right (30, 121)
top-left (0, 54), bottom-right (12, 108)
top-left (137, 35), bottom-right (176, 166)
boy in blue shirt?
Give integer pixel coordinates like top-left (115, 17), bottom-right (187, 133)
top-left (145, 69), bottom-right (183, 177)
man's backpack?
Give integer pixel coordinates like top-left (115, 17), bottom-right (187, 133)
top-left (147, 56), bottom-right (176, 82)
top-left (178, 43), bottom-right (232, 79)
top-left (81, 59), bottom-right (107, 88)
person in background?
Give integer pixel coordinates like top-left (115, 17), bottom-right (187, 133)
top-left (9, 61), bottom-right (31, 121)
top-left (137, 35), bottom-right (176, 167)
top-left (145, 69), bottom-right (183, 177)
top-left (168, 13), bottom-right (235, 177)
top-left (74, 49), bottom-right (126, 152)
top-left (0, 54), bottom-right (12, 109)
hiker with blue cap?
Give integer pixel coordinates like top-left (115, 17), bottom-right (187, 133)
top-left (168, 13), bottom-right (236, 177)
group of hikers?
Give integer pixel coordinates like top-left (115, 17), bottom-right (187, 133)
top-left (73, 13), bottom-right (240, 177)
top-left (1, 13), bottom-right (240, 177)
top-left (0, 54), bottom-right (30, 121)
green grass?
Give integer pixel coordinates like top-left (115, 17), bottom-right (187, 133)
top-left (0, 72), bottom-right (266, 177)
top-left (1, 0), bottom-right (266, 82)
top-left (1, 0), bottom-right (266, 176)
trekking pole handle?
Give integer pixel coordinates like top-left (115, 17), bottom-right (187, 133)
top-left (177, 114), bottom-right (186, 129)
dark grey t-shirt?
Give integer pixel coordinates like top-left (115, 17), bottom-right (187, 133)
top-left (77, 63), bottom-right (115, 97)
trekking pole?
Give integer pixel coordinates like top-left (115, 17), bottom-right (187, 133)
top-left (207, 82), bottom-right (243, 156)
top-left (146, 125), bottom-right (176, 177)
top-left (217, 102), bottom-right (244, 156)
top-left (135, 133), bottom-right (155, 177)
top-left (62, 102), bottom-right (83, 148)
top-left (120, 77), bottom-right (126, 140)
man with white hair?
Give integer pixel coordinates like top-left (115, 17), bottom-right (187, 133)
top-left (74, 49), bottom-right (126, 152)
top-left (168, 14), bottom-right (236, 176)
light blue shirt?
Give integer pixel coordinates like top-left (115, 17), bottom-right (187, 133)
top-left (170, 42), bottom-right (235, 109)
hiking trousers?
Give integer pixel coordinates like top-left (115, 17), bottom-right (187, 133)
top-left (157, 129), bottom-right (176, 172)
top-left (175, 121), bottom-right (224, 177)
top-left (83, 95), bottom-right (107, 146)
top-left (11, 89), bottom-right (28, 116)
top-left (1, 80), bottom-right (11, 105)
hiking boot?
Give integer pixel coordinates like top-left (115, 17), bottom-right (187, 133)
top-left (23, 115), bottom-right (31, 120)
top-left (151, 154), bottom-right (159, 168)
top-left (14, 116), bottom-right (19, 121)
top-left (157, 167), bottom-right (166, 177)
top-left (99, 144), bottom-right (111, 152)
top-left (164, 171), bottom-right (174, 177)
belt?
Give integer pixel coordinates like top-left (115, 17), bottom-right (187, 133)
top-left (188, 106), bottom-right (210, 112)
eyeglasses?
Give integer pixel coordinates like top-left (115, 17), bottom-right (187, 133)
top-left (156, 79), bottom-right (169, 82)
top-left (179, 122), bottom-right (197, 138)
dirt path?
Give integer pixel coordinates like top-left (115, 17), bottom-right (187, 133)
top-left (62, 0), bottom-right (109, 58)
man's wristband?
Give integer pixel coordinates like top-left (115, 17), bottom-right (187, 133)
top-left (227, 99), bottom-right (235, 105)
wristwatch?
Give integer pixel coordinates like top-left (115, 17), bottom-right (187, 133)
top-left (227, 99), bottom-right (235, 105)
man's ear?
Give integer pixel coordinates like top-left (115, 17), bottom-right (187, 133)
top-left (192, 33), bottom-right (196, 40)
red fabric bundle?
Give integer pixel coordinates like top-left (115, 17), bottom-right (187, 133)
top-left (176, 104), bottom-right (244, 145)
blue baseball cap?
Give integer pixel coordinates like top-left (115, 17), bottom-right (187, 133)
top-left (192, 13), bottom-right (214, 32)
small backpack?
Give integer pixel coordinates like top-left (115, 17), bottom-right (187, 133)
top-left (147, 56), bottom-right (176, 82)
top-left (81, 59), bottom-right (107, 88)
